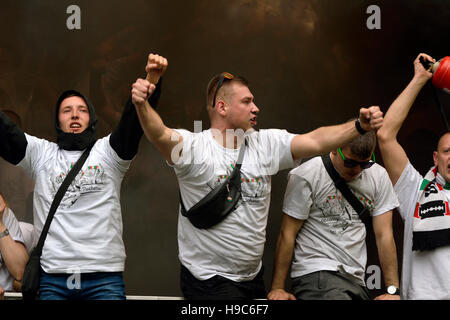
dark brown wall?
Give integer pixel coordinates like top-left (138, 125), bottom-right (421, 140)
top-left (0, 0), bottom-right (449, 297)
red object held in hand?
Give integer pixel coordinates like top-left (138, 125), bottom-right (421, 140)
top-left (432, 57), bottom-right (450, 94)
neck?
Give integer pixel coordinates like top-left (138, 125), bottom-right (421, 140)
top-left (210, 120), bottom-right (250, 149)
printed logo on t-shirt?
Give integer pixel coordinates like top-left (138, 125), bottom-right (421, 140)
top-left (317, 193), bottom-right (374, 234)
top-left (209, 162), bottom-right (270, 204)
top-left (50, 163), bottom-right (105, 208)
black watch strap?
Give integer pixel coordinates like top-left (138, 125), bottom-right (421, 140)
top-left (355, 119), bottom-right (367, 135)
top-left (386, 285), bottom-right (400, 295)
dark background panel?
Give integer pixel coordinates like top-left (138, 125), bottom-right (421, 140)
top-left (0, 0), bottom-right (449, 297)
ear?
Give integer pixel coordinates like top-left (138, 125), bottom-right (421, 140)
top-left (215, 100), bottom-right (227, 117)
top-left (433, 151), bottom-right (438, 167)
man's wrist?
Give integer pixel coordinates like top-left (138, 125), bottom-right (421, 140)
top-left (355, 119), bottom-right (367, 135)
top-left (386, 285), bottom-right (400, 295)
top-left (411, 75), bottom-right (430, 87)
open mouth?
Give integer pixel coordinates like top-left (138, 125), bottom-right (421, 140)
top-left (250, 117), bottom-right (257, 126)
top-left (70, 123), bottom-right (82, 132)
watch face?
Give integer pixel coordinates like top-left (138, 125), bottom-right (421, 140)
top-left (387, 285), bottom-right (397, 295)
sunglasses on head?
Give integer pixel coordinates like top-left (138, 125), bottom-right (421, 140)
top-left (338, 148), bottom-right (375, 169)
top-left (212, 72), bottom-right (234, 108)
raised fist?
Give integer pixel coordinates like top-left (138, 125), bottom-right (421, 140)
top-left (359, 106), bottom-right (383, 131)
top-left (131, 78), bottom-right (156, 108)
top-left (145, 53), bottom-right (168, 85)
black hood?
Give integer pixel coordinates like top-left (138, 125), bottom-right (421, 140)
top-left (55, 90), bottom-right (98, 150)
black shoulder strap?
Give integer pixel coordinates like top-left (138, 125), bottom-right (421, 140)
top-left (321, 154), bottom-right (371, 225)
top-left (34, 143), bottom-right (94, 256)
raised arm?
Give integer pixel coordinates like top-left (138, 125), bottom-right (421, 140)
top-left (377, 53), bottom-right (435, 185)
top-left (290, 106), bottom-right (383, 160)
top-left (0, 112), bottom-right (27, 165)
top-left (132, 54), bottom-right (182, 164)
top-left (109, 56), bottom-right (164, 161)
top-left (268, 214), bottom-right (304, 300)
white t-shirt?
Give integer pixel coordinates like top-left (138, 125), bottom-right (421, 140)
top-left (395, 161), bottom-right (450, 299)
top-left (172, 129), bottom-right (295, 282)
top-left (0, 208), bottom-right (25, 291)
top-left (283, 156), bottom-right (399, 286)
top-left (17, 134), bottom-right (131, 273)
top-left (18, 222), bottom-right (35, 253)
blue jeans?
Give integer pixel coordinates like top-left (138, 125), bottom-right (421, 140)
top-left (39, 269), bottom-right (126, 300)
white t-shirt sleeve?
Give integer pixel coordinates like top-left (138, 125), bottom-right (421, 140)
top-left (394, 161), bottom-right (423, 221)
top-left (17, 134), bottom-right (55, 178)
top-left (282, 171), bottom-right (313, 220)
top-left (371, 166), bottom-right (400, 217)
top-left (3, 208), bottom-right (24, 243)
top-left (169, 129), bottom-right (196, 177)
top-left (256, 129), bottom-right (295, 175)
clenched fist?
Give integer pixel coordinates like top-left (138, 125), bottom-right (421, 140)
top-left (414, 53), bottom-right (435, 84)
top-left (145, 53), bottom-right (168, 85)
top-left (359, 106), bottom-right (383, 132)
top-left (131, 79), bottom-right (156, 108)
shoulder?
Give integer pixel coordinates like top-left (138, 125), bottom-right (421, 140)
top-left (253, 128), bottom-right (294, 140)
top-left (364, 163), bottom-right (393, 182)
top-left (288, 157), bottom-right (323, 184)
top-left (24, 133), bottom-right (56, 149)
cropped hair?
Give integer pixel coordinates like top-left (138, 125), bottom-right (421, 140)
top-left (206, 73), bottom-right (249, 108)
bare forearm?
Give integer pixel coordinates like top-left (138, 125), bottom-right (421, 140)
top-left (310, 121), bottom-right (359, 154)
top-left (376, 234), bottom-right (399, 287)
top-left (0, 227), bottom-right (28, 281)
top-left (291, 121), bottom-right (359, 160)
top-left (135, 101), bottom-right (170, 143)
top-left (271, 233), bottom-right (296, 290)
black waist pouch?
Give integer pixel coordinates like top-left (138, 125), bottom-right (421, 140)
top-left (180, 139), bottom-right (247, 229)
top-left (21, 249), bottom-right (41, 301)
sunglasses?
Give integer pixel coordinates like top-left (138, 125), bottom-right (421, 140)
top-left (212, 72), bottom-right (234, 108)
top-left (338, 148), bottom-right (375, 169)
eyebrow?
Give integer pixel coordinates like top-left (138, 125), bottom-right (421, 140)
top-left (61, 104), bottom-right (88, 109)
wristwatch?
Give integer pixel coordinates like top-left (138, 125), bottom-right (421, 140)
top-left (0, 228), bottom-right (9, 239)
top-left (386, 285), bottom-right (400, 295)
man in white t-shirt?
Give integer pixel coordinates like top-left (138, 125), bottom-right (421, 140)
top-left (0, 193), bottom-right (28, 299)
top-left (377, 53), bottom-right (450, 300)
top-left (0, 56), bottom-right (165, 300)
top-left (132, 53), bottom-right (384, 299)
top-left (268, 131), bottom-right (400, 300)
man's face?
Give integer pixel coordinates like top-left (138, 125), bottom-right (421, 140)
top-left (225, 83), bottom-right (259, 131)
top-left (434, 133), bottom-right (450, 182)
top-left (332, 146), bottom-right (373, 181)
top-left (58, 96), bottom-right (90, 134)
